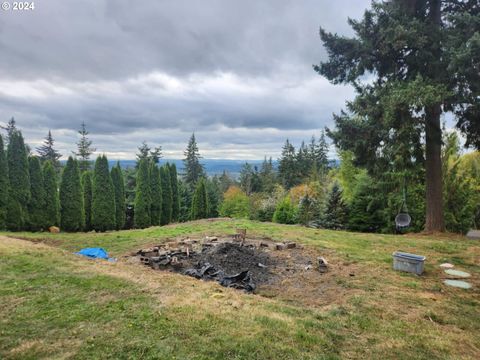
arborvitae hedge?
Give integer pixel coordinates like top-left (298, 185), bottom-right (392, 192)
top-left (134, 158), bottom-right (151, 228)
top-left (111, 162), bottom-right (126, 230)
top-left (168, 163), bottom-right (180, 222)
top-left (91, 155), bottom-right (116, 232)
top-left (6, 130), bottom-right (30, 231)
top-left (60, 157), bottom-right (85, 232)
top-left (150, 163), bottom-right (162, 226)
top-left (43, 160), bottom-right (59, 227)
top-left (160, 165), bottom-right (172, 225)
top-left (82, 171), bottom-right (93, 231)
top-left (0, 136), bottom-right (8, 230)
top-left (27, 156), bottom-right (46, 231)
top-left (191, 178), bottom-right (209, 220)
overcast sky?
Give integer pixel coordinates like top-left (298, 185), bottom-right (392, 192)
top-left (0, 0), bottom-right (372, 160)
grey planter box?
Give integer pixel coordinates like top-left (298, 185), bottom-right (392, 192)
top-left (392, 252), bottom-right (426, 275)
top-left (467, 230), bottom-right (480, 240)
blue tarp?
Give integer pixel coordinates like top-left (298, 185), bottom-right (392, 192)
top-left (75, 247), bottom-right (112, 261)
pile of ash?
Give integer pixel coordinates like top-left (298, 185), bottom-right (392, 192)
top-left (135, 240), bottom-right (276, 292)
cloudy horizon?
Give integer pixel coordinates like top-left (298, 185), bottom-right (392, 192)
top-left (0, 0), bottom-right (371, 160)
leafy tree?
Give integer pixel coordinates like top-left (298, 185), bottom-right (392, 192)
top-left (59, 157), bottom-right (84, 232)
top-left (168, 163), bottom-right (180, 221)
top-left (111, 162), bottom-right (126, 230)
top-left (182, 133), bottom-right (205, 188)
top-left (6, 130), bottom-right (30, 231)
top-left (36, 130), bottom-right (62, 169)
top-left (43, 161), bottom-right (60, 227)
top-left (91, 155), bottom-right (116, 232)
top-left (316, 0), bottom-right (480, 231)
top-left (278, 139), bottom-right (298, 189)
top-left (336, 151), bottom-right (361, 203)
top-left (27, 156), bottom-right (46, 231)
top-left (134, 158), bottom-right (151, 228)
top-left (191, 178), bottom-right (209, 220)
top-left (160, 165), bottom-right (173, 225)
top-left (0, 135), bottom-right (8, 229)
top-left (149, 163), bottom-right (162, 226)
top-left (81, 171), bottom-right (93, 231)
top-left (273, 196), bottom-right (297, 224)
top-left (219, 186), bottom-right (250, 219)
top-left (322, 183), bottom-right (348, 230)
top-left (75, 122), bottom-right (96, 172)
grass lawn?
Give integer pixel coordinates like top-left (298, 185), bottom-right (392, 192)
top-left (1, 219), bottom-right (479, 359)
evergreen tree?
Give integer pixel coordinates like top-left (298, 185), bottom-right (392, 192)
top-left (259, 157), bottom-right (276, 193)
top-left (182, 133), bottom-right (205, 188)
top-left (160, 165), bottom-right (173, 225)
top-left (36, 130), bottom-right (62, 169)
top-left (278, 139), bottom-right (298, 189)
top-left (0, 135), bottom-right (8, 229)
top-left (205, 177), bottom-right (220, 218)
top-left (6, 130), bottom-right (30, 231)
top-left (91, 155), bottom-right (116, 232)
top-left (27, 156), bottom-right (46, 231)
top-left (81, 171), bottom-right (93, 231)
top-left (322, 183), bottom-right (348, 230)
top-left (296, 141), bottom-right (311, 180)
top-left (297, 194), bottom-right (317, 226)
top-left (1, 117), bottom-right (17, 143)
top-left (316, 131), bottom-right (329, 173)
top-left (218, 170), bottom-right (234, 193)
top-left (60, 157), bottom-right (84, 232)
top-left (316, 0), bottom-right (480, 231)
top-left (239, 162), bottom-right (254, 195)
top-left (150, 146), bottom-right (162, 164)
top-left (111, 162), bottom-right (126, 230)
top-left (168, 163), bottom-right (180, 221)
top-left (149, 163), bottom-right (162, 226)
top-left (134, 158), bottom-right (151, 228)
top-left (43, 161), bottom-right (59, 228)
top-left (136, 141), bottom-right (151, 165)
top-left (178, 180), bottom-right (193, 222)
top-left (191, 178), bottom-right (209, 220)
top-left (75, 122), bottom-right (96, 172)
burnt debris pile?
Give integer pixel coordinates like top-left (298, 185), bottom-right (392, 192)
top-left (136, 238), bottom-right (275, 292)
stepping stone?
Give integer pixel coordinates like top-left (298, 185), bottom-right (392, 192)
top-left (444, 280), bottom-right (472, 289)
top-left (439, 263), bottom-right (454, 269)
top-left (444, 269), bottom-right (471, 278)
top-left (466, 230), bottom-right (480, 240)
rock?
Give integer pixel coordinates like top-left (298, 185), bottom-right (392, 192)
top-left (317, 256), bottom-right (328, 273)
top-left (444, 269), bottom-right (471, 278)
top-left (304, 265), bottom-right (313, 270)
top-left (439, 263), bottom-right (455, 269)
top-left (285, 242), bottom-right (296, 249)
top-left (466, 230), bottom-right (480, 240)
top-left (257, 263), bottom-right (267, 268)
top-left (275, 243), bottom-right (286, 251)
top-left (48, 226), bottom-right (60, 233)
top-left (205, 236), bottom-right (218, 242)
top-left (259, 242), bottom-right (269, 248)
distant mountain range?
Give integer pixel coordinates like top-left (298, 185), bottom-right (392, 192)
top-left (110, 159), bottom-right (269, 177)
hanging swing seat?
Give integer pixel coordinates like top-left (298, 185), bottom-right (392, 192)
top-left (395, 212), bottom-right (411, 230)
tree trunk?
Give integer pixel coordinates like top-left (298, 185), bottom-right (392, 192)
top-left (425, 104), bottom-right (445, 232)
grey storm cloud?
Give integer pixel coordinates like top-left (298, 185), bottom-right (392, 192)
top-left (0, 0), bottom-right (370, 159)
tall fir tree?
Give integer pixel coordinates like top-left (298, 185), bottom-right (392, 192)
top-left (81, 171), bottom-right (93, 231)
top-left (0, 135), bottom-right (8, 229)
top-left (43, 161), bottom-right (60, 227)
top-left (60, 157), bottom-right (84, 232)
top-left (322, 183), bottom-right (348, 230)
top-left (168, 163), bottom-right (180, 222)
top-left (134, 158), bottom-right (151, 228)
top-left (259, 157), bottom-right (276, 193)
top-left (149, 163), bottom-right (162, 226)
top-left (191, 178), bottom-right (209, 220)
top-left (91, 155), bottom-right (116, 232)
top-left (75, 122), bottom-right (96, 172)
top-left (205, 177), bottom-right (220, 218)
top-left (111, 162), bottom-right (126, 230)
top-left (316, 0), bottom-right (480, 231)
top-left (182, 133), bottom-right (205, 188)
top-left (36, 130), bottom-right (62, 169)
top-left (6, 130), bottom-right (30, 231)
top-left (27, 156), bottom-right (46, 231)
top-left (160, 165), bottom-right (173, 225)
top-left (278, 139), bottom-right (298, 189)
top-left (1, 117), bottom-right (17, 143)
